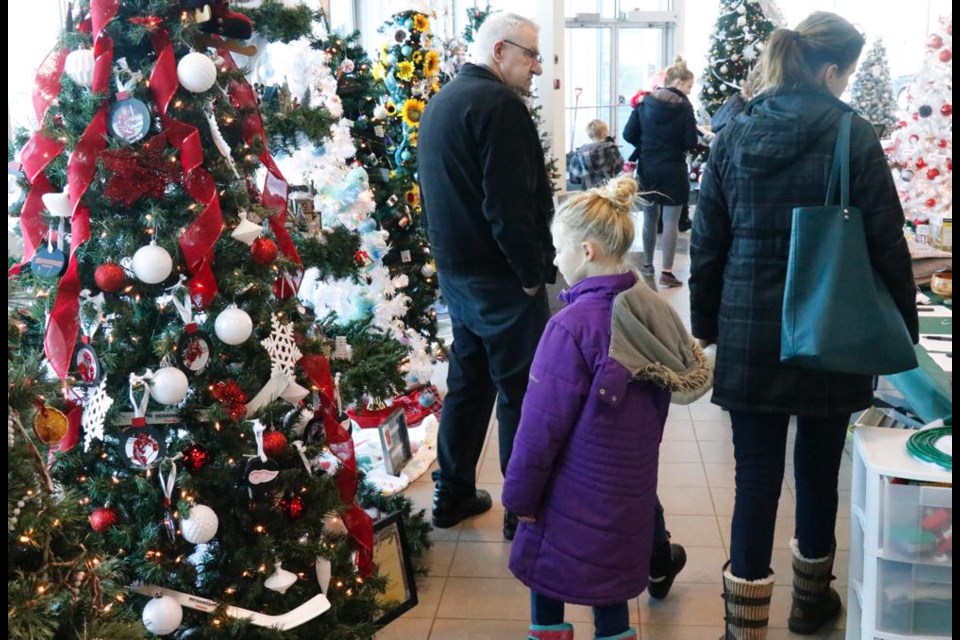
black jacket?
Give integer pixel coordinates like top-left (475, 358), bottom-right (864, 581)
top-left (690, 87), bottom-right (919, 416)
top-left (709, 93), bottom-right (747, 135)
top-left (417, 64), bottom-right (555, 288)
top-left (622, 87), bottom-right (697, 205)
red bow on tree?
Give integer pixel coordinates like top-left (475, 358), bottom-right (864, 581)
top-left (101, 135), bottom-right (180, 206)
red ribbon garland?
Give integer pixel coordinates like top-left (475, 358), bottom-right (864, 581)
top-left (8, 50), bottom-right (67, 277)
top-left (149, 31), bottom-right (222, 307)
top-left (217, 48), bottom-right (302, 268)
top-left (301, 354), bottom-right (374, 577)
top-left (44, 0), bottom-right (117, 380)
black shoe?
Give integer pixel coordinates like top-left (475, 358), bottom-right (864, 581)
top-left (503, 511), bottom-right (519, 541)
top-left (431, 486), bottom-right (493, 528)
top-left (648, 543), bottom-right (687, 599)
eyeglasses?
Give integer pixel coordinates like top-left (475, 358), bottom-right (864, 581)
top-left (503, 39), bottom-right (543, 64)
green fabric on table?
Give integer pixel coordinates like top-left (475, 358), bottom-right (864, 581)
top-left (886, 309), bottom-right (952, 423)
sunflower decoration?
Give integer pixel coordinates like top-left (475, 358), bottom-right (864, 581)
top-left (407, 131), bottom-right (419, 147)
top-left (384, 101), bottom-right (398, 117)
top-left (413, 50), bottom-right (424, 64)
top-left (401, 98), bottom-right (426, 128)
top-left (413, 13), bottom-right (430, 32)
top-left (395, 60), bottom-right (415, 82)
top-left (423, 50), bottom-right (441, 78)
top-left (431, 80), bottom-right (441, 94)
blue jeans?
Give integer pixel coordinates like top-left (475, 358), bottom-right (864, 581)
top-left (531, 591), bottom-right (629, 637)
top-left (728, 411), bottom-right (849, 580)
top-left (436, 271), bottom-right (550, 493)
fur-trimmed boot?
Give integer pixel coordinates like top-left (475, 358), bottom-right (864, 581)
top-left (528, 622), bottom-right (574, 640)
top-left (596, 629), bottom-right (638, 640)
top-left (788, 539), bottom-right (842, 634)
top-left (719, 561), bottom-right (775, 640)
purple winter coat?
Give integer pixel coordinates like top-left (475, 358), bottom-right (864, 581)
top-left (503, 271), bottom-right (670, 606)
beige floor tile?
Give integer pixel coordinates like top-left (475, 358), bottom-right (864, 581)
top-left (661, 515), bottom-right (725, 548)
top-left (665, 406), bottom-right (692, 422)
top-left (661, 420), bottom-right (696, 441)
top-left (449, 541), bottom-right (514, 578)
top-left (671, 546), bottom-right (727, 584)
top-left (658, 462), bottom-right (709, 487)
top-left (693, 420), bottom-right (732, 442)
top-left (456, 507), bottom-right (509, 542)
top-left (639, 583), bottom-right (725, 627)
top-left (428, 617), bottom-right (528, 639)
top-left (658, 486), bottom-right (716, 516)
top-left (436, 577), bottom-right (529, 620)
top-left (703, 463), bottom-right (735, 488)
top-left (430, 525), bottom-right (462, 542)
top-left (407, 576), bottom-right (448, 618)
top-left (659, 441), bottom-right (703, 463)
top-left (640, 624), bottom-right (725, 639)
top-left (425, 540), bottom-right (458, 577)
top-left (697, 440), bottom-right (735, 464)
top-left (375, 615), bottom-right (434, 639)
top-left (689, 404), bottom-right (730, 422)
top-left (404, 481), bottom-right (437, 513)
top-left (477, 458), bottom-right (504, 484)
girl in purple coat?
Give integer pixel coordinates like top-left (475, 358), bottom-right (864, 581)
top-left (504, 176), bottom-right (712, 640)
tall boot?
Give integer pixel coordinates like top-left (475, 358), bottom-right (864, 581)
top-left (788, 538), bottom-right (842, 634)
top-left (528, 622), bottom-right (573, 640)
top-left (719, 561), bottom-right (774, 640)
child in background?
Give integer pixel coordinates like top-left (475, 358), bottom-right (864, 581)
top-left (504, 175), bottom-right (712, 640)
top-left (568, 119), bottom-right (626, 189)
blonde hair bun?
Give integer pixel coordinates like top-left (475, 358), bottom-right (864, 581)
top-left (600, 175), bottom-right (639, 214)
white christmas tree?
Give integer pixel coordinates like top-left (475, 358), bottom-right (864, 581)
top-left (888, 16), bottom-right (953, 227)
top-left (850, 39), bottom-right (898, 135)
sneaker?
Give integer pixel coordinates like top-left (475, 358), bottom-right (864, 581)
top-left (431, 486), bottom-right (493, 528)
top-left (659, 271), bottom-right (683, 288)
top-left (648, 543), bottom-right (687, 599)
top-left (640, 264), bottom-right (655, 277)
top-left (503, 511), bottom-right (519, 540)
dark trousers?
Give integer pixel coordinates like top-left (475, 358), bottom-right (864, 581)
top-left (436, 271), bottom-right (550, 493)
top-left (652, 498), bottom-right (668, 552)
top-left (728, 411), bottom-right (849, 580)
top-left (531, 591), bottom-right (630, 637)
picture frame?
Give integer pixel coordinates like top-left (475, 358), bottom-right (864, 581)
top-left (378, 408), bottom-right (412, 477)
top-left (372, 511), bottom-right (418, 627)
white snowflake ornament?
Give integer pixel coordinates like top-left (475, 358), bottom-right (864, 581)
top-left (261, 313), bottom-right (303, 378)
top-left (83, 378), bottom-right (114, 451)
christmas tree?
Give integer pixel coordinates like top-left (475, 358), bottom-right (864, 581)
top-left (6, 0), bottom-right (419, 635)
top-left (699, 0), bottom-right (779, 117)
top-left (888, 16), bottom-right (953, 228)
top-left (850, 38), bottom-right (898, 136)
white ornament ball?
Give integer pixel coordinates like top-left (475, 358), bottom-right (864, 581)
top-left (737, 4), bottom-right (746, 13)
top-left (64, 49), bottom-right (96, 88)
top-left (150, 367), bottom-right (189, 405)
top-left (142, 595), bottom-right (183, 635)
top-left (214, 305), bottom-right (253, 345)
top-left (132, 243), bottom-right (173, 284)
top-left (181, 504), bottom-right (219, 544)
top-left (720, 64), bottom-right (729, 74)
top-left (421, 262), bottom-right (436, 277)
top-left (177, 52), bottom-right (217, 94)
top-left (373, 105), bottom-right (389, 120)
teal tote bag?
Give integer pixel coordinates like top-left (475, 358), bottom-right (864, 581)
top-left (780, 112), bottom-right (917, 376)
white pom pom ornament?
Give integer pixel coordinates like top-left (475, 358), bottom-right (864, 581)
top-left (142, 594), bottom-right (183, 635)
top-left (214, 305), bottom-right (253, 345)
top-left (64, 49), bottom-right (96, 88)
top-left (177, 52), bottom-right (217, 94)
top-left (132, 242), bottom-right (173, 284)
top-left (181, 504), bottom-right (219, 544)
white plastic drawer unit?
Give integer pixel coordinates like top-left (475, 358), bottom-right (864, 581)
top-left (881, 478), bottom-right (953, 566)
top-left (876, 559), bottom-right (952, 637)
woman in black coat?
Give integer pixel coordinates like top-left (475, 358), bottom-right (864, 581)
top-left (690, 13), bottom-right (918, 639)
top-left (622, 56), bottom-right (697, 288)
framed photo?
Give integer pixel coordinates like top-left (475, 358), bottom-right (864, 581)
top-left (372, 511), bottom-right (418, 627)
top-left (378, 408), bottom-right (412, 477)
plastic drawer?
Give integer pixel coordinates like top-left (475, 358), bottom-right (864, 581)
top-left (881, 478), bottom-right (952, 565)
top-left (876, 559), bottom-right (952, 637)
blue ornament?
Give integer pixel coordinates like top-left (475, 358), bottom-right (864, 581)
top-left (387, 54), bottom-right (397, 66)
top-left (418, 391), bottom-right (436, 407)
top-left (401, 150), bottom-right (412, 162)
top-left (358, 218), bottom-right (377, 233)
top-left (404, 18), bottom-right (414, 29)
top-left (402, 45), bottom-right (413, 57)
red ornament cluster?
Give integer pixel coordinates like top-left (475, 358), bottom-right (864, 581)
top-left (280, 493), bottom-right (306, 520)
top-left (94, 262), bottom-right (126, 292)
top-left (251, 237), bottom-right (279, 265)
top-left (211, 380), bottom-right (248, 421)
top-left (89, 506), bottom-right (120, 533)
top-left (181, 443), bottom-right (212, 472)
top-left (262, 430), bottom-right (288, 458)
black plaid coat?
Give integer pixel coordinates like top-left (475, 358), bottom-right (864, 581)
top-left (690, 88), bottom-right (919, 416)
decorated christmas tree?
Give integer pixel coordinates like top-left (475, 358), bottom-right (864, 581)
top-left (699, 0), bottom-right (779, 116)
top-left (850, 38), bottom-right (898, 136)
top-left (6, 0), bottom-right (422, 636)
top-left (887, 16), bottom-right (953, 228)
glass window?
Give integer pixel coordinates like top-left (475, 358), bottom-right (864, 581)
top-left (8, 0), bottom-right (62, 134)
top-left (565, 0), bottom-right (617, 20)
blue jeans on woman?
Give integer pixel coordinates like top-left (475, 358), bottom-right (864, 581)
top-left (531, 591), bottom-right (629, 637)
top-left (728, 411), bottom-right (849, 580)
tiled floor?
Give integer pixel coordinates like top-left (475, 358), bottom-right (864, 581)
top-left (380, 249), bottom-right (852, 639)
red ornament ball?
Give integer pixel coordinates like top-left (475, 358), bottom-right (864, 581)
top-left (272, 275), bottom-right (296, 300)
top-left (927, 168), bottom-right (941, 180)
top-left (89, 506), bottom-right (119, 533)
top-left (941, 104), bottom-right (953, 116)
top-left (916, 158), bottom-right (927, 169)
top-left (280, 494), bottom-right (306, 520)
top-left (940, 49), bottom-right (952, 63)
top-left (181, 443), bottom-right (212, 473)
top-left (930, 34), bottom-right (944, 49)
top-left (251, 238), bottom-right (279, 265)
top-left (94, 262), bottom-right (126, 293)
top-left (262, 431), bottom-right (288, 458)
top-left (939, 139), bottom-right (949, 148)
top-left (926, 198), bottom-right (937, 207)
